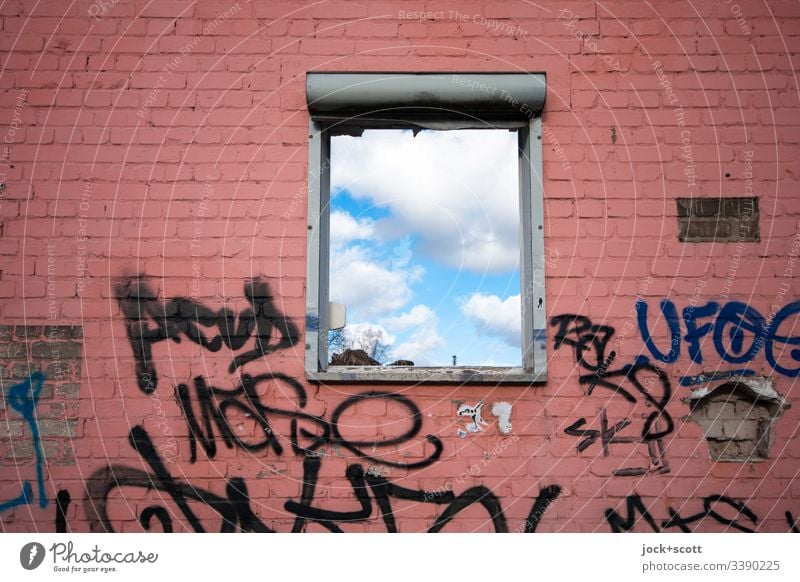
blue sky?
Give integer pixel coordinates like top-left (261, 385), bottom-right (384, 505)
top-left (328, 129), bottom-right (522, 366)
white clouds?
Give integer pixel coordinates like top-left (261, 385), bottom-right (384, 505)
top-left (383, 304), bottom-right (445, 365)
top-left (341, 321), bottom-right (396, 349)
top-left (340, 305), bottom-right (445, 365)
top-left (328, 130), bottom-right (523, 365)
top-left (331, 129), bottom-right (520, 274)
top-left (461, 293), bottom-right (521, 348)
top-left (330, 210), bottom-right (374, 246)
top-left (383, 304), bottom-right (435, 331)
top-left (329, 244), bottom-right (423, 319)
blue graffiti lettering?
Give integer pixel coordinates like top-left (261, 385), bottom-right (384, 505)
top-left (683, 301), bottom-right (718, 364)
top-left (766, 301), bottom-right (800, 377)
top-left (678, 369), bottom-right (756, 387)
top-left (714, 302), bottom-right (766, 364)
top-left (638, 299), bottom-right (800, 377)
top-left (0, 372), bottom-right (48, 511)
top-left (636, 299), bottom-right (681, 363)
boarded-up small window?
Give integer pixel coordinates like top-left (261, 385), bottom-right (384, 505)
top-left (677, 197), bottom-right (759, 242)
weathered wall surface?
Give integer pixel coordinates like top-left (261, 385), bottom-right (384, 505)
top-left (1, 0), bottom-right (799, 532)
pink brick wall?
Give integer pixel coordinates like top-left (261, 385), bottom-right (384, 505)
top-left (1, 0), bottom-right (799, 532)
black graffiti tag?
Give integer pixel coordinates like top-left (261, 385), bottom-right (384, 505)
top-left (551, 314), bottom-right (673, 475)
top-left (115, 275), bottom-right (300, 394)
top-left (606, 493), bottom-right (760, 533)
top-left (85, 426), bottom-right (561, 534)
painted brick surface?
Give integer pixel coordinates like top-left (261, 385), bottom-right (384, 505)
top-left (0, 0), bottom-right (799, 533)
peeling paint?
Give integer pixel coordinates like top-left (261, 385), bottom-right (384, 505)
top-left (679, 369), bottom-right (756, 387)
top-left (688, 376), bottom-right (789, 411)
top-left (491, 401), bottom-right (513, 435)
top-left (457, 402), bottom-right (488, 438)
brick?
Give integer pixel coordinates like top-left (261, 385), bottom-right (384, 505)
top-left (41, 441), bottom-right (60, 460)
top-left (43, 326), bottom-right (80, 340)
top-left (53, 448), bottom-right (77, 466)
top-left (0, 421), bottom-right (24, 438)
top-left (45, 362), bottom-right (74, 380)
top-left (0, 0), bottom-right (796, 534)
top-left (44, 402), bottom-right (66, 417)
top-left (0, 281), bottom-right (15, 297)
top-left (12, 364), bottom-right (41, 379)
top-left (725, 419), bottom-right (760, 441)
top-left (31, 341), bottom-right (82, 359)
top-left (56, 383), bottom-right (81, 398)
top-left (1, 343), bottom-right (29, 359)
top-left (707, 401), bottom-right (738, 420)
top-left (5, 440), bottom-right (34, 460)
top-left (14, 325), bottom-right (42, 339)
top-left (38, 420), bottom-right (78, 438)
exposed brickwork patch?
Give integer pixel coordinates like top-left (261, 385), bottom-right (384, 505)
top-left (687, 379), bottom-right (787, 462)
top-left (677, 197), bottom-right (759, 242)
top-left (0, 325), bottom-right (82, 468)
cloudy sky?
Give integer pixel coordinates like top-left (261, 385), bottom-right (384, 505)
top-left (329, 129), bottom-right (522, 366)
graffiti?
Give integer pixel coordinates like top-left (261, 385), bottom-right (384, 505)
top-left (564, 410), bottom-right (670, 477)
top-left (0, 483), bottom-right (35, 513)
top-left (456, 402), bottom-right (488, 438)
top-left (521, 485), bottom-right (562, 533)
top-left (422, 436), bottom-right (519, 501)
top-left (86, 425), bottom-right (560, 533)
top-left (636, 299), bottom-right (682, 364)
top-left (115, 275), bottom-right (300, 394)
top-left (588, 356), bottom-right (674, 443)
top-left (104, 279), bottom-right (566, 532)
top-left (455, 401), bottom-right (513, 438)
top-left (637, 299), bottom-right (800, 376)
top-left (551, 314), bottom-right (615, 372)
top-left (116, 276), bottom-right (445, 469)
top-left (176, 372), bottom-right (307, 463)
top-left (86, 426), bottom-right (273, 533)
top-left (55, 490), bottom-right (70, 533)
top-left (565, 409), bottom-right (635, 455)
top-left (285, 455), bottom-right (509, 533)
top-left (148, 389), bottom-right (179, 464)
top-left (679, 369), bottom-right (756, 387)
top-left (661, 495), bottom-right (759, 532)
top-left (550, 316), bottom-right (674, 432)
top-left (177, 373), bottom-right (443, 468)
top-left (605, 495), bottom-right (660, 533)
top-left (606, 494), bottom-right (761, 533)
top-left (551, 315), bottom-right (672, 475)
top-left (1, 372), bottom-right (48, 512)
top-left (91, 278), bottom-right (794, 533)
top-left (787, 511), bottom-right (799, 533)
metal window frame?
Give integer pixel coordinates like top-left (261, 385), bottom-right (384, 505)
top-left (305, 73), bottom-right (547, 384)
